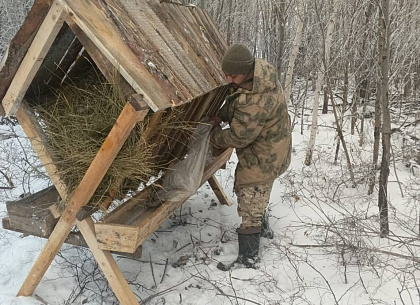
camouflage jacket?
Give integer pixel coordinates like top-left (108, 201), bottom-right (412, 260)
top-left (211, 59), bottom-right (292, 187)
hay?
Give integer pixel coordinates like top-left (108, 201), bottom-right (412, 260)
top-left (32, 68), bottom-right (191, 208)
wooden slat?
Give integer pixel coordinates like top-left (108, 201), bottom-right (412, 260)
top-left (66, 18), bottom-right (135, 98)
top-left (157, 3), bottom-right (224, 85)
top-left (76, 218), bottom-right (139, 305)
top-left (6, 186), bottom-right (60, 237)
top-left (0, 0), bottom-right (53, 115)
top-left (58, 0), bottom-right (176, 111)
top-left (16, 103), bottom-right (68, 199)
top-left (17, 100), bottom-right (149, 297)
top-left (208, 175), bottom-right (233, 206)
top-left (2, 217), bottom-right (87, 248)
top-left (2, 0), bottom-right (68, 116)
top-left (95, 148), bottom-right (233, 253)
top-left (2, 217), bottom-right (142, 259)
top-left (123, 0), bottom-right (206, 95)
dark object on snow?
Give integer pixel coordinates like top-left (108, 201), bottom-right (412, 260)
top-left (217, 229), bottom-right (261, 271)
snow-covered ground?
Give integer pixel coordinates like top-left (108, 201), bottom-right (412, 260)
top-left (0, 102), bottom-right (419, 304)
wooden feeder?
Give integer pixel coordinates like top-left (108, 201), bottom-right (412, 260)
top-left (0, 0), bottom-right (233, 303)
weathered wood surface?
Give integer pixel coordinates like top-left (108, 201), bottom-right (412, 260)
top-left (2, 217), bottom-right (143, 259)
top-left (6, 187), bottom-right (60, 237)
top-left (2, 217), bottom-right (86, 247)
top-left (28, 23), bottom-right (84, 95)
top-left (17, 101), bottom-right (149, 296)
top-left (76, 218), bottom-right (140, 304)
top-left (208, 175), bottom-right (234, 206)
top-left (100, 0), bottom-right (227, 105)
top-left (95, 148), bottom-right (233, 253)
top-left (60, 0), bottom-right (226, 111)
top-left (16, 103), bottom-right (69, 199)
top-left (2, 0), bottom-right (68, 116)
top-left (0, 0), bottom-right (53, 115)
top-left (58, 0), bottom-right (177, 112)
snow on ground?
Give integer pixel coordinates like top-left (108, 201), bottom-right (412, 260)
top-left (0, 104), bottom-right (419, 304)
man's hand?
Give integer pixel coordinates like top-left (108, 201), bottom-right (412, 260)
top-left (200, 116), bottom-right (222, 127)
top-left (211, 116), bottom-right (222, 126)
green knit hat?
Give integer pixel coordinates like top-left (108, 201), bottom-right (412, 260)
top-left (222, 43), bottom-right (255, 75)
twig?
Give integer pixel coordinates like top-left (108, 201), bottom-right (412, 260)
top-left (116, 256), bottom-right (167, 265)
top-left (215, 293), bottom-right (262, 305)
top-left (142, 275), bottom-right (195, 304)
top-left (303, 258), bottom-right (339, 305)
top-left (160, 258), bottom-right (169, 284)
top-left (290, 243), bottom-right (420, 263)
top-left (390, 144), bottom-right (404, 197)
top-left (0, 169), bottom-right (14, 188)
top-left (149, 253), bottom-right (157, 288)
top-left (34, 294), bottom-right (49, 305)
top-left (228, 271), bottom-right (240, 305)
top-left (174, 242), bottom-right (192, 253)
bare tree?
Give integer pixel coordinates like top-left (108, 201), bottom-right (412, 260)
top-left (304, 0), bottom-right (340, 166)
top-left (377, 0), bottom-right (391, 236)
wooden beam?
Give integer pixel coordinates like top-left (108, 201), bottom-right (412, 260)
top-left (2, 217), bottom-right (86, 248)
top-left (58, 0), bottom-right (175, 111)
top-left (2, 0), bottom-right (68, 116)
top-left (17, 100), bottom-right (149, 297)
top-left (95, 148), bottom-right (233, 253)
top-left (16, 103), bottom-right (68, 199)
top-left (76, 218), bottom-right (139, 305)
top-left (2, 217), bottom-right (142, 259)
top-left (207, 175), bottom-right (233, 206)
top-left (0, 0), bottom-right (54, 114)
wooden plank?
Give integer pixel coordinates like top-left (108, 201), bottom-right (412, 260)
top-left (2, 217), bottom-right (87, 248)
top-left (207, 175), bottom-right (233, 206)
top-left (156, 3), bottom-right (224, 85)
top-left (66, 19), bottom-right (135, 98)
top-left (29, 24), bottom-right (77, 92)
top-left (6, 186), bottom-right (60, 237)
top-left (2, 0), bottom-right (68, 116)
top-left (77, 218), bottom-right (139, 305)
top-left (0, 0), bottom-right (53, 113)
top-left (16, 103), bottom-right (68, 200)
top-left (17, 100), bottom-right (149, 297)
top-left (2, 217), bottom-right (142, 259)
top-left (121, 0), bottom-right (206, 95)
top-left (59, 0), bottom-right (176, 111)
top-left (95, 148), bottom-right (233, 253)
top-left (6, 214), bottom-right (57, 237)
top-left (101, 186), bottom-right (157, 225)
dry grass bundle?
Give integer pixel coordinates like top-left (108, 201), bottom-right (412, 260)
top-left (32, 69), bottom-right (191, 208)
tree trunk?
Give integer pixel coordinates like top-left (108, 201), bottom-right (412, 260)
top-left (378, 0), bottom-right (390, 236)
top-left (350, 92), bottom-right (358, 135)
top-left (226, 0), bottom-right (233, 44)
top-left (276, 1), bottom-right (286, 83)
top-left (322, 86), bottom-right (328, 114)
top-left (305, 0), bottom-right (339, 166)
top-left (368, 80), bottom-right (382, 195)
top-left (284, 0), bottom-right (307, 103)
top-left (326, 76), bottom-right (355, 186)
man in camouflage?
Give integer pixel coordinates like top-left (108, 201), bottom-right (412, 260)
top-left (210, 43), bottom-right (292, 270)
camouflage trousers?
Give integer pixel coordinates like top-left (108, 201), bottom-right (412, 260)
top-left (235, 180), bottom-right (274, 229)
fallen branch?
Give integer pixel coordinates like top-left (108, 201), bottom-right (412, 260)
top-left (290, 243), bottom-right (420, 263)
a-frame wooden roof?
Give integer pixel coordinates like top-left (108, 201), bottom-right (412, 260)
top-left (0, 0), bottom-right (227, 115)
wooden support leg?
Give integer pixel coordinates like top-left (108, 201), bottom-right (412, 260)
top-left (76, 218), bottom-right (139, 305)
top-left (208, 175), bottom-right (233, 206)
top-left (2, 0), bottom-right (68, 116)
top-left (17, 101), bottom-right (149, 296)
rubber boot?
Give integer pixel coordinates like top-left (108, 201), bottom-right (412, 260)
top-left (217, 228), bottom-right (261, 271)
top-left (261, 210), bottom-right (274, 239)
